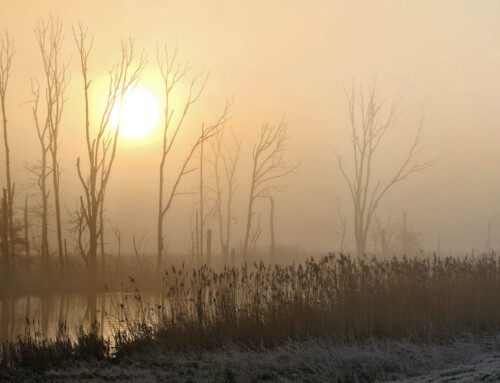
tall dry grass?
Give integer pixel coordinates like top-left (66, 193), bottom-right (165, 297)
top-left (3, 252), bottom-right (500, 368)
top-left (114, 253), bottom-right (500, 352)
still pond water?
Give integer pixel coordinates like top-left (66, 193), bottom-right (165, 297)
top-left (0, 293), bottom-right (163, 344)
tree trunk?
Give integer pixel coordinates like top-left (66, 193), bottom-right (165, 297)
top-left (52, 155), bottom-right (63, 270)
top-left (99, 198), bottom-right (105, 275)
top-left (195, 210), bottom-right (200, 263)
top-left (199, 125), bottom-right (204, 263)
top-left (242, 177), bottom-right (255, 257)
top-left (1, 189), bottom-right (9, 271)
top-left (206, 229), bottom-right (212, 266)
top-left (24, 196), bottom-right (30, 272)
top-left (40, 150), bottom-right (49, 271)
top-left (1, 95), bottom-right (14, 265)
top-left (269, 196), bottom-right (275, 259)
top-left (157, 151), bottom-right (165, 272)
top-left (225, 177), bottom-right (234, 265)
top-left (64, 239), bottom-right (68, 270)
top-left (88, 205), bottom-right (98, 291)
top-left (157, 214), bottom-right (163, 271)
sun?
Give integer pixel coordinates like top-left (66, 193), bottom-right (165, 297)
top-left (110, 88), bottom-right (160, 139)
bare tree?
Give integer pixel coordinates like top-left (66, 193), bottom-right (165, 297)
top-left (28, 81), bottom-right (51, 270)
top-left (196, 126), bottom-right (221, 265)
top-left (210, 128), bottom-right (241, 264)
top-left (336, 80), bottom-right (435, 257)
top-left (73, 23), bottom-right (146, 288)
top-left (34, 16), bottom-right (69, 270)
top-left (156, 46), bottom-right (230, 271)
top-left (242, 116), bottom-right (297, 257)
top-left (198, 124), bottom-right (206, 263)
top-left (0, 32), bottom-right (15, 263)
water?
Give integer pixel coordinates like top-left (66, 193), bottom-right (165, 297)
top-left (0, 293), bottom-right (164, 344)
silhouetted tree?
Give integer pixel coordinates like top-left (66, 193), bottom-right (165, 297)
top-left (336, 80), bottom-right (434, 256)
top-left (0, 32), bottom-right (15, 263)
top-left (210, 128), bottom-right (241, 264)
top-left (34, 15), bottom-right (69, 270)
top-left (28, 80), bottom-right (51, 270)
top-left (242, 117), bottom-right (297, 257)
top-left (156, 46), bottom-right (230, 271)
top-left (198, 124), bottom-right (206, 262)
top-left (73, 23), bottom-right (146, 289)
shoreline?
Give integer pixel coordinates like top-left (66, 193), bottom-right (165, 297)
top-left (2, 334), bottom-right (500, 382)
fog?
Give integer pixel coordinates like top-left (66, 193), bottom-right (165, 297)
top-left (1, 0), bottom-right (500, 256)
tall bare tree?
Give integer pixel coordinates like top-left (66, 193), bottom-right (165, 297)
top-left (210, 128), bottom-right (241, 264)
top-left (336, 80), bottom-right (435, 256)
top-left (156, 46), bottom-right (230, 271)
top-left (0, 32), bottom-right (15, 263)
top-left (242, 117), bottom-right (297, 257)
top-left (34, 16), bottom-right (69, 270)
top-left (28, 80), bottom-right (51, 270)
top-left (73, 23), bottom-right (146, 288)
top-left (196, 123), bottom-right (222, 265)
top-left (198, 124), bottom-right (206, 262)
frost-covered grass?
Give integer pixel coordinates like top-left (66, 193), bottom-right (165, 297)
top-left (3, 334), bottom-right (500, 382)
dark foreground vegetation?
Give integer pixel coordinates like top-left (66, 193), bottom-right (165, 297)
top-left (2, 253), bottom-right (500, 375)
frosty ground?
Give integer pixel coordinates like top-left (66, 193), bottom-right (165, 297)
top-left (2, 334), bottom-right (500, 382)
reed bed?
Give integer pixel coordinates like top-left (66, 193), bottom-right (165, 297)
top-left (3, 252), bottom-right (500, 369)
top-left (114, 252), bottom-right (500, 352)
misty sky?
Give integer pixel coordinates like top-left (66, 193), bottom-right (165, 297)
top-left (1, 0), bottom-right (500, 254)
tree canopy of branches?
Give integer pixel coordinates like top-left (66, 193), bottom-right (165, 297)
top-left (34, 15), bottom-right (69, 269)
top-left (336, 81), bottom-right (435, 256)
top-left (242, 116), bottom-right (298, 257)
top-left (156, 46), bottom-right (230, 271)
top-left (73, 23), bottom-right (146, 287)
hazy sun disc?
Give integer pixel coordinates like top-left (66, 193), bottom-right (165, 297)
top-left (110, 88), bottom-right (160, 139)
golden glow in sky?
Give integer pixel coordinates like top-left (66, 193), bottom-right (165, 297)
top-left (110, 88), bottom-right (160, 139)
